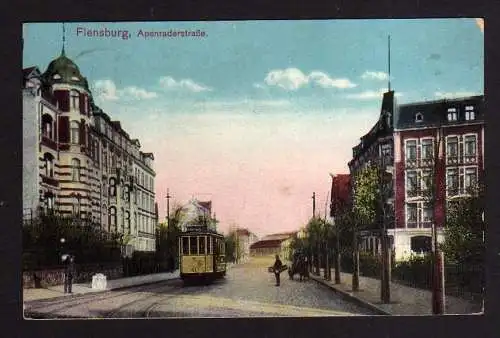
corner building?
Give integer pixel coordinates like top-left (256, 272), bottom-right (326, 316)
top-left (22, 49), bottom-right (156, 252)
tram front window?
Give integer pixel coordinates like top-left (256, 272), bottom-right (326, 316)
top-left (182, 237), bottom-right (189, 255)
top-left (190, 236), bottom-right (198, 255)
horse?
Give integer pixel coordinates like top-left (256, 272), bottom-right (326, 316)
top-left (288, 256), bottom-right (309, 281)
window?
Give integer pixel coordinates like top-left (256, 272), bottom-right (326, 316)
top-left (447, 168), bottom-right (459, 195)
top-left (464, 167), bottom-right (477, 191)
top-left (421, 170), bottom-right (433, 193)
top-left (70, 121), bottom-right (80, 144)
top-left (70, 90), bottom-right (80, 110)
top-left (415, 113), bottom-right (423, 122)
top-left (406, 203), bottom-right (418, 226)
top-left (109, 178), bottom-right (116, 197)
top-left (134, 212), bottom-right (137, 233)
top-left (405, 140), bottom-right (417, 160)
top-left (46, 193), bottom-right (54, 210)
top-left (44, 153), bottom-right (54, 177)
top-left (103, 151), bottom-right (108, 170)
top-left (124, 186), bottom-right (130, 202)
top-left (406, 170), bottom-right (418, 196)
top-left (71, 158), bottom-right (80, 181)
top-left (411, 236), bottom-right (432, 253)
top-left (208, 237), bottom-right (213, 254)
top-left (199, 236), bottom-right (206, 255)
top-left (464, 135), bottom-right (477, 157)
top-left (465, 106), bottom-right (476, 120)
top-left (109, 207), bottom-right (117, 229)
top-left (446, 136), bottom-right (459, 159)
top-left (41, 114), bottom-right (53, 139)
top-left (422, 203), bottom-right (433, 223)
top-left (447, 108), bottom-right (458, 121)
top-left (421, 138), bottom-right (433, 160)
top-left (183, 237), bottom-right (189, 255)
top-left (190, 236), bottom-right (198, 255)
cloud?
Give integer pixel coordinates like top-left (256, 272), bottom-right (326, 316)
top-left (476, 18), bottom-right (484, 33)
top-left (346, 88), bottom-right (402, 100)
top-left (159, 76), bottom-right (212, 92)
top-left (263, 68), bottom-right (356, 91)
top-left (121, 86), bottom-right (158, 99)
top-left (435, 91), bottom-right (480, 99)
top-left (361, 71), bottom-right (389, 81)
top-left (93, 79), bottom-right (158, 101)
top-left (93, 79), bottom-right (119, 101)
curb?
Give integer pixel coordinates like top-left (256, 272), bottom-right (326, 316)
top-left (24, 274), bottom-right (180, 304)
top-left (309, 274), bottom-right (391, 316)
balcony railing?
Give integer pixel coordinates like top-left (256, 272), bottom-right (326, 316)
top-left (420, 157), bottom-right (434, 167)
top-left (41, 175), bottom-right (59, 187)
top-left (446, 156), bottom-right (459, 165)
top-left (41, 136), bottom-right (57, 150)
top-left (407, 188), bottom-right (432, 199)
top-left (405, 158), bottom-right (418, 168)
top-left (463, 154), bottom-right (478, 164)
top-left (406, 221), bottom-right (432, 229)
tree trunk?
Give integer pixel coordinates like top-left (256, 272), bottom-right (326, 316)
top-left (325, 242), bottom-right (330, 280)
top-left (380, 233), bottom-right (391, 303)
top-left (352, 231), bottom-right (360, 291)
top-left (334, 231), bottom-right (341, 284)
top-left (432, 250), bottom-right (445, 314)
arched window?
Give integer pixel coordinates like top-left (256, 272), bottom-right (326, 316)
top-left (109, 207), bottom-right (117, 230)
top-left (41, 114), bottom-right (53, 139)
top-left (411, 236), bottom-right (432, 253)
top-left (70, 121), bottom-right (80, 144)
top-left (70, 90), bottom-right (80, 110)
top-left (123, 185), bottom-right (130, 202)
top-left (109, 178), bottom-right (116, 197)
top-left (43, 153), bottom-right (54, 177)
top-left (44, 192), bottom-right (54, 210)
top-left (71, 158), bottom-right (80, 181)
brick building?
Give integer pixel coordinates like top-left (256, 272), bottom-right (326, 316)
top-left (347, 91), bottom-right (484, 260)
top-left (393, 95), bottom-right (484, 258)
top-left (22, 48), bottom-right (157, 252)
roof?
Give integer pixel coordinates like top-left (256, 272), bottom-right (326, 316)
top-left (250, 239), bottom-right (283, 249)
top-left (261, 232), bottom-right (296, 241)
top-left (42, 52), bottom-right (89, 89)
top-left (394, 95), bottom-right (484, 130)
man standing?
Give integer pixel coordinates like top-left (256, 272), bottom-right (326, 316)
top-left (273, 254), bottom-right (283, 286)
top-left (64, 255), bottom-right (76, 294)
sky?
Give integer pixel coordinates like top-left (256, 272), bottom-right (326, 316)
top-left (23, 19), bottom-right (484, 237)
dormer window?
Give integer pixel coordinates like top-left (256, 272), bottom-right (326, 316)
top-left (71, 76), bottom-right (80, 81)
top-left (53, 74), bottom-right (61, 80)
top-left (415, 113), bottom-right (423, 123)
top-left (465, 105), bottom-right (476, 121)
top-left (447, 108), bottom-right (458, 122)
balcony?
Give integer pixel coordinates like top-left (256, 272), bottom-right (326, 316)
top-left (463, 154), bottom-right (478, 165)
top-left (420, 157), bottom-right (434, 167)
top-left (41, 175), bottom-right (59, 187)
top-left (41, 136), bottom-right (57, 151)
top-left (446, 156), bottom-right (459, 165)
top-left (405, 158), bottom-right (418, 168)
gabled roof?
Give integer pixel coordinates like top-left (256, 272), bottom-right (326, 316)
top-left (23, 66), bottom-right (41, 79)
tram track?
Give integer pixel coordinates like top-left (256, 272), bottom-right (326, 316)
top-left (24, 278), bottom-right (181, 318)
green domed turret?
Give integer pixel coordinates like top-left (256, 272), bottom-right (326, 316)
top-left (42, 51), bottom-right (89, 90)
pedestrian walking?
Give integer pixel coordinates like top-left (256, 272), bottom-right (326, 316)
top-left (273, 254), bottom-right (283, 286)
top-left (64, 255), bottom-right (76, 294)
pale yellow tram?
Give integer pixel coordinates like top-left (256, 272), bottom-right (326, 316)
top-left (178, 228), bottom-right (226, 282)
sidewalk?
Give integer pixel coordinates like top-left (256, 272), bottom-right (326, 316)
top-left (23, 270), bottom-right (180, 302)
top-left (309, 268), bottom-right (482, 316)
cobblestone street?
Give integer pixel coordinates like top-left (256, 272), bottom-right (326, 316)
top-left (24, 257), bottom-right (376, 318)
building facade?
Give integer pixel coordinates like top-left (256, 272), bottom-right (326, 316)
top-left (347, 91), bottom-right (484, 261)
top-left (393, 95), bottom-right (484, 259)
top-left (22, 49), bottom-right (157, 252)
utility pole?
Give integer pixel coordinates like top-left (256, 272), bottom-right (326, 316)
top-left (324, 191), bottom-right (331, 280)
top-left (312, 192), bottom-right (316, 218)
top-left (166, 189), bottom-right (172, 227)
top-left (431, 125), bottom-right (445, 314)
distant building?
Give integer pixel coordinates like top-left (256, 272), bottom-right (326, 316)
top-left (178, 199), bottom-right (216, 232)
top-left (234, 228), bottom-right (258, 262)
top-left (250, 232), bottom-right (296, 260)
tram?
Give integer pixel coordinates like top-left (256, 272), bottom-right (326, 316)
top-left (178, 225), bottom-right (227, 283)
